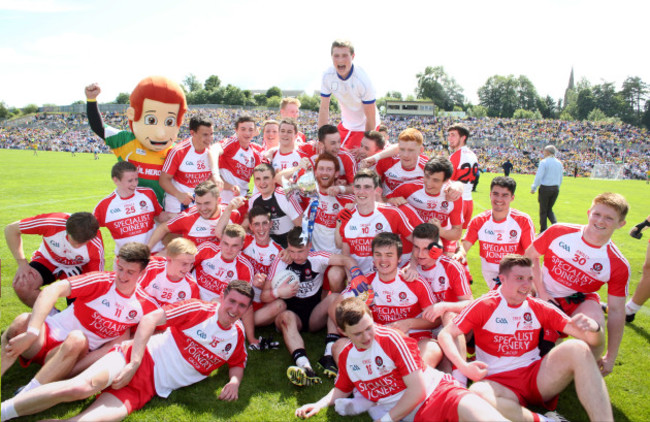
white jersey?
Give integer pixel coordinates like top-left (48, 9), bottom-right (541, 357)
top-left (416, 255), bottom-right (472, 304)
top-left (192, 242), bottom-right (254, 302)
top-left (136, 256), bottom-right (201, 307)
top-left (450, 146), bottom-right (479, 201)
top-left (338, 204), bottom-right (414, 274)
top-left (454, 290), bottom-right (570, 375)
top-left (335, 325), bottom-right (441, 420)
top-left (268, 251), bottom-right (331, 299)
top-left (146, 299), bottom-right (247, 398)
top-left (464, 209), bottom-right (535, 288)
top-left (46, 272), bottom-right (158, 350)
top-left (270, 149), bottom-right (303, 172)
top-left (241, 234), bottom-right (283, 304)
top-left (532, 223), bottom-right (630, 298)
top-left (305, 190), bottom-right (355, 253)
top-left (162, 138), bottom-right (212, 212)
top-left (375, 155), bottom-right (429, 196)
top-left (94, 188), bottom-right (162, 254)
top-left (320, 64), bottom-right (381, 131)
top-left (218, 136), bottom-right (261, 203)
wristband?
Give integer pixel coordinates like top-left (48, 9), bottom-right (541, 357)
top-left (380, 413), bottom-right (393, 422)
top-left (27, 326), bottom-right (40, 336)
top-left (86, 98), bottom-right (97, 102)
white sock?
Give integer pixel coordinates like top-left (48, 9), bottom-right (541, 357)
top-left (296, 356), bottom-right (311, 369)
top-left (1, 399), bottom-right (18, 421)
top-left (626, 300), bottom-right (641, 314)
top-left (324, 343), bottom-right (333, 356)
top-left (18, 378), bottom-right (41, 395)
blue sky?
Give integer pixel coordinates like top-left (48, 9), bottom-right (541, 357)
top-left (1, 0), bottom-right (648, 107)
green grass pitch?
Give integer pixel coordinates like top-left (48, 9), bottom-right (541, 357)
top-left (1, 149), bottom-right (649, 421)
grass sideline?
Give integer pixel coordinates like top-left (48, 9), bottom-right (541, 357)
top-left (0, 149), bottom-right (648, 421)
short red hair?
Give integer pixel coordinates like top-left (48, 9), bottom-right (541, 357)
top-left (129, 76), bottom-right (187, 127)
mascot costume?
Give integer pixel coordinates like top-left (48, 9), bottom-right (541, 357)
top-left (85, 76), bottom-right (187, 204)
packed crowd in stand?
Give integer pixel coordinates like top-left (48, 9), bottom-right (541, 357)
top-left (2, 107), bottom-right (648, 179)
top-left (2, 40), bottom-right (650, 422)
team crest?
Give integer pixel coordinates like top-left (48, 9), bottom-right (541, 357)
top-left (292, 161), bottom-right (299, 167)
top-left (592, 263), bottom-right (603, 272)
top-left (140, 200), bottom-right (147, 208)
top-left (270, 254), bottom-right (276, 261)
top-left (510, 230), bottom-right (518, 237)
top-left (333, 204), bottom-right (339, 210)
top-left (178, 291), bottom-right (186, 299)
top-left (441, 201), bottom-right (448, 209)
top-left (75, 255), bottom-right (83, 263)
top-left (305, 268), bottom-right (311, 275)
top-left (227, 271), bottom-right (234, 278)
top-left (225, 343), bottom-right (232, 352)
top-left (376, 223), bottom-right (383, 230)
top-left (375, 356), bottom-right (383, 366)
top-left (399, 292), bottom-right (407, 300)
top-left (439, 276), bottom-right (446, 285)
top-left (128, 310), bottom-right (138, 319)
top-left (523, 312), bottom-right (532, 322)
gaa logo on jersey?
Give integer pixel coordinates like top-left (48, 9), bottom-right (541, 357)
top-left (225, 343), bottom-right (232, 352)
top-left (227, 271), bottom-right (234, 278)
top-left (523, 312), bottom-right (532, 322)
top-left (127, 310), bottom-right (138, 320)
top-left (178, 291), bottom-right (186, 299)
top-left (510, 230), bottom-right (518, 238)
top-left (441, 201), bottom-right (449, 209)
top-left (376, 223), bottom-right (383, 230)
top-left (375, 356), bottom-right (383, 367)
top-left (592, 263), bottom-right (603, 273)
top-left (102, 299), bottom-right (111, 307)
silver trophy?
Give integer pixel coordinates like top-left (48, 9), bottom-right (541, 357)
top-left (281, 170), bottom-right (317, 196)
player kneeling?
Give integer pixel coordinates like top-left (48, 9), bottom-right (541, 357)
top-left (295, 297), bottom-right (508, 422)
top-left (0, 280), bottom-right (253, 422)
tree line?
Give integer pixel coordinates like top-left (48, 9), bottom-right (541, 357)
top-left (2, 70), bottom-right (648, 129)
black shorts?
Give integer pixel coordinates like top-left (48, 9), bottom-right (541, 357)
top-left (285, 291), bottom-right (322, 332)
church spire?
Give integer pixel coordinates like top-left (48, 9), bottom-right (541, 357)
top-left (563, 67), bottom-right (575, 109)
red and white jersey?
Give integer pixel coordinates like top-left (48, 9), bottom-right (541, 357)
top-left (449, 146), bottom-right (479, 200)
top-left (242, 235), bottom-right (283, 303)
top-left (147, 299), bottom-right (247, 398)
top-left (338, 204), bottom-right (414, 273)
top-left (94, 188), bottom-right (162, 254)
top-left (464, 208), bottom-right (535, 288)
top-left (335, 325), bottom-right (442, 414)
top-left (308, 150), bottom-right (357, 185)
top-left (162, 138), bottom-right (212, 190)
top-left (19, 213), bottom-right (104, 277)
top-left (248, 187), bottom-right (302, 237)
top-left (268, 251), bottom-right (331, 299)
top-left (136, 256), bottom-right (201, 307)
top-left (387, 181), bottom-right (463, 228)
top-left (269, 149), bottom-right (304, 173)
top-left (46, 272), bottom-right (158, 350)
top-left (416, 255), bottom-right (472, 303)
top-left (218, 136), bottom-right (261, 202)
top-left (304, 190), bottom-right (355, 253)
top-left (454, 290), bottom-right (570, 375)
top-left (375, 155), bottom-right (429, 196)
top-left (193, 242), bottom-right (254, 302)
top-left (365, 272), bottom-right (434, 337)
top-left (166, 205), bottom-right (242, 246)
top-left (320, 64), bottom-right (381, 132)
top-left (532, 223), bottom-right (630, 298)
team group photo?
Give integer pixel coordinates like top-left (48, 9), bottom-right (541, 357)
top-left (1, 2), bottom-right (650, 421)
